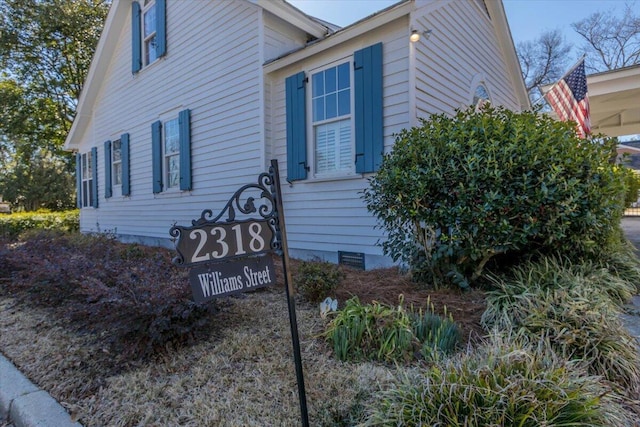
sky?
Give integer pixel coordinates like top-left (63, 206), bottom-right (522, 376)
top-left (288, 0), bottom-right (632, 51)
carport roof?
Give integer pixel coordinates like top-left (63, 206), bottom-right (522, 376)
top-left (587, 64), bottom-right (640, 137)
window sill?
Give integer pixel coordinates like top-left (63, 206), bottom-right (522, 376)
top-left (290, 173), bottom-right (367, 185)
top-left (153, 189), bottom-right (191, 198)
top-left (134, 56), bottom-right (163, 76)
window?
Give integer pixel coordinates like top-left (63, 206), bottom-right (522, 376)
top-left (104, 134), bottom-right (131, 199)
top-left (132, 0), bottom-right (166, 73)
top-left (112, 139), bottom-right (122, 186)
top-left (285, 43), bottom-right (383, 182)
top-left (81, 152), bottom-right (93, 207)
top-left (152, 109), bottom-right (191, 193)
top-left (473, 84), bottom-right (491, 108)
top-left (76, 147), bottom-right (98, 208)
top-left (164, 118), bottom-right (180, 189)
top-left (311, 62), bottom-right (352, 175)
top-left (142, 0), bottom-right (158, 66)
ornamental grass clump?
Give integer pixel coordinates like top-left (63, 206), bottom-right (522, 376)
top-left (482, 257), bottom-right (640, 396)
top-left (364, 106), bottom-right (627, 288)
top-left (362, 333), bottom-right (635, 427)
top-left (324, 296), bottom-right (460, 363)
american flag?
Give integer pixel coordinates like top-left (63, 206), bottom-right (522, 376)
top-left (545, 59), bottom-right (591, 138)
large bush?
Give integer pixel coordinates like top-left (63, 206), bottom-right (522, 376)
top-left (364, 106), bottom-right (626, 287)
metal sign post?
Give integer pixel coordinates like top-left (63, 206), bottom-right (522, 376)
top-left (170, 159), bottom-right (309, 426)
top-left (269, 159), bottom-right (309, 427)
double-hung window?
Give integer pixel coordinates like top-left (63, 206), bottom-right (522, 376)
top-left (142, 0), bottom-right (158, 66)
top-left (285, 43), bottom-right (383, 182)
top-left (112, 139), bottom-right (123, 187)
top-left (104, 134), bottom-right (131, 198)
top-left (76, 147), bottom-right (98, 208)
top-left (311, 62), bottom-right (352, 176)
top-left (163, 117), bottom-right (180, 189)
top-left (152, 109), bottom-right (191, 193)
top-left (132, 0), bottom-right (166, 73)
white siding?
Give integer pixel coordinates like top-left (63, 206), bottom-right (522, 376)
top-left (77, 0), bottom-right (268, 239)
top-left (263, 11), bottom-right (308, 63)
top-left (267, 17), bottom-right (410, 264)
top-left (412, 0), bottom-right (520, 118)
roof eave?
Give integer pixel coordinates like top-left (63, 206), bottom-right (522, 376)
top-left (264, 0), bottom-right (413, 74)
top-left (64, 1), bottom-right (128, 151)
top-left (257, 0), bottom-right (329, 39)
top-left (484, 0), bottom-right (530, 110)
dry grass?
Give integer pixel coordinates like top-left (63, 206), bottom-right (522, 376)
top-left (0, 233), bottom-right (485, 426)
top-left (1, 290), bottom-right (402, 426)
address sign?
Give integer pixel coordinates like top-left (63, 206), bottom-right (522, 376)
top-left (169, 160), bottom-right (309, 427)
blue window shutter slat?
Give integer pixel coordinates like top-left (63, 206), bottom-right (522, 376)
top-left (91, 147), bottom-right (99, 208)
top-left (285, 71), bottom-right (307, 181)
top-left (131, 2), bottom-right (142, 74)
top-left (179, 109), bottom-right (191, 191)
top-left (104, 140), bottom-right (112, 199)
top-left (121, 133), bottom-right (131, 196)
top-left (75, 153), bottom-right (82, 208)
top-left (152, 120), bottom-right (163, 193)
top-left (156, 0), bottom-right (167, 57)
top-left (354, 42), bottom-right (383, 173)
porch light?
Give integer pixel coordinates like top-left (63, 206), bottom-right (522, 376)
top-left (410, 29), bottom-right (433, 43)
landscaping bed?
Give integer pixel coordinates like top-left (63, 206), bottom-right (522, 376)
top-left (0, 231), bottom-right (485, 426)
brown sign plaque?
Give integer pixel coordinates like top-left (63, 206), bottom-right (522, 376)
top-left (189, 255), bottom-right (276, 303)
top-left (175, 219), bottom-right (274, 267)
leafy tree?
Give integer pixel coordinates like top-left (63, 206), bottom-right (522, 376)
top-left (0, 151), bottom-right (76, 211)
top-left (0, 0), bottom-right (108, 210)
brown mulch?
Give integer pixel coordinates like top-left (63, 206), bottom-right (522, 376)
top-left (335, 267), bottom-right (486, 343)
top-left (0, 232), bottom-right (486, 357)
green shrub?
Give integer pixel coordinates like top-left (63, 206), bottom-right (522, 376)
top-left (0, 209), bottom-right (79, 238)
top-left (294, 259), bottom-right (345, 303)
top-left (482, 258), bottom-right (640, 395)
top-left (362, 333), bottom-right (635, 426)
top-left (324, 296), bottom-right (460, 363)
top-left (622, 166), bottom-right (640, 207)
top-left (363, 106), bottom-right (626, 288)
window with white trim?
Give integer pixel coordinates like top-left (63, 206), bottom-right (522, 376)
top-left (81, 151), bottom-right (93, 208)
top-left (142, 0), bottom-right (158, 66)
top-left (163, 117), bottom-right (180, 189)
top-left (310, 61), bottom-right (353, 176)
top-left (152, 109), bottom-right (191, 193)
top-left (112, 139), bottom-right (122, 187)
top-left (285, 43), bottom-right (383, 182)
top-left (132, 0), bottom-right (165, 73)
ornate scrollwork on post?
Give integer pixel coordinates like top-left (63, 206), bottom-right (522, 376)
top-left (169, 171), bottom-right (280, 267)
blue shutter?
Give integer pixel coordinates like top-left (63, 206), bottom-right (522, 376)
top-left (179, 109), bottom-right (191, 191)
top-left (131, 2), bottom-right (142, 74)
top-left (91, 147), bottom-right (99, 208)
top-left (104, 140), bottom-right (112, 199)
top-left (354, 42), bottom-right (384, 173)
top-left (75, 153), bottom-right (82, 208)
top-left (121, 133), bottom-right (131, 196)
top-left (152, 121), bottom-right (163, 193)
top-left (285, 71), bottom-right (307, 181)
top-left (156, 0), bottom-right (167, 57)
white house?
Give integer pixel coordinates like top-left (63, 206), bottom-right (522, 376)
top-left (64, 0), bottom-right (529, 268)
